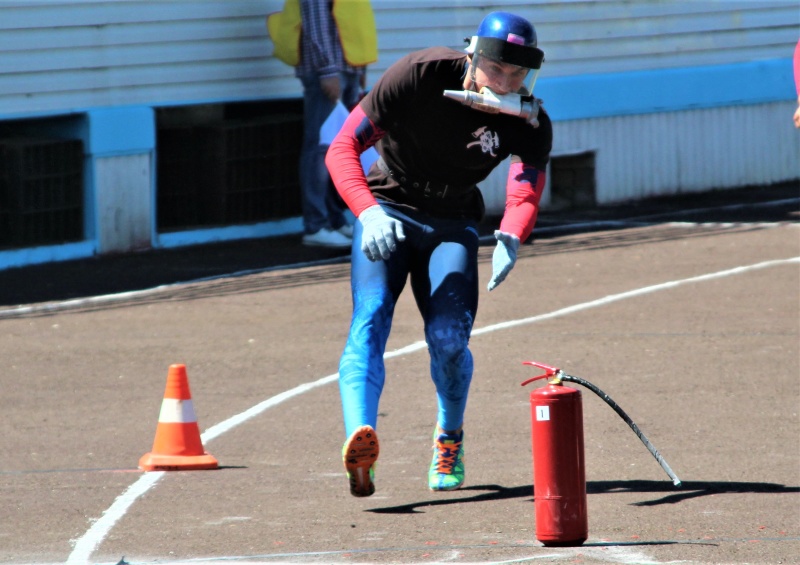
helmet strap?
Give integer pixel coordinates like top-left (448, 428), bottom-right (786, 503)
top-left (467, 53), bottom-right (480, 91)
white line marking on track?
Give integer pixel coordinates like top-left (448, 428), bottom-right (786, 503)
top-left (65, 256), bottom-right (800, 565)
top-left (68, 470), bottom-right (163, 563)
top-left (471, 257), bottom-right (800, 337)
top-left (3, 196), bottom-right (795, 320)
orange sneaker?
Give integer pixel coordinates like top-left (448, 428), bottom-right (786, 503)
top-left (342, 425), bottom-right (379, 497)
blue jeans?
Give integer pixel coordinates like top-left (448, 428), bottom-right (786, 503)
top-left (338, 204), bottom-right (480, 437)
top-left (299, 72), bottom-right (361, 234)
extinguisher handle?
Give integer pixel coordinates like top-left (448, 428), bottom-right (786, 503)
top-left (524, 360), bottom-right (560, 373)
top-left (520, 360), bottom-right (562, 386)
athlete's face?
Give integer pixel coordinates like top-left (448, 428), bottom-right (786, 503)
top-left (469, 56), bottom-right (530, 95)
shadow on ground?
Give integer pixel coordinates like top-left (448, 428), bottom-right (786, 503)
top-left (368, 480), bottom-right (800, 514)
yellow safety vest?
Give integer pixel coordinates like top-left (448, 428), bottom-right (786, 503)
top-left (267, 0), bottom-right (378, 67)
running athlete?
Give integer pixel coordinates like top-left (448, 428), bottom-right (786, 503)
top-left (325, 11), bottom-right (553, 497)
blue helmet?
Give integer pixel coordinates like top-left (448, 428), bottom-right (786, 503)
top-left (467, 11), bottom-right (544, 70)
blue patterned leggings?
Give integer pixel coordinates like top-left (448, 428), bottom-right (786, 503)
top-left (338, 204), bottom-right (480, 437)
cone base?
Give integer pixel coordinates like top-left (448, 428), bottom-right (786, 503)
top-left (139, 451), bottom-right (218, 471)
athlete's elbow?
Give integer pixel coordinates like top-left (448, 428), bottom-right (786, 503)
top-left (325, 136), bottom-right (356, 170)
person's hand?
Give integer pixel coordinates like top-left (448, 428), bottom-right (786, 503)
top-left (794, 99), bottom-right (800, 129)
top-left (320, 75), bottom-right (341, 102)
top-left (358, 205), bottom-right (406, 261)
top-left (527, 97), bottom-right (542, 128)
top-left (487, 230), bottom-right (520, 291)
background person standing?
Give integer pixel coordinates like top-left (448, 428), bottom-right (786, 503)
top-left (269, 0), bottom-right (378, 247)
top-left (793, 38), bottom-right (799, 128)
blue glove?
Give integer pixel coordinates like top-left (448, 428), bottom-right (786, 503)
top-left (487, 230), bottom-right (520, 291)
top-left (358, 205), bottom-right (406, 261)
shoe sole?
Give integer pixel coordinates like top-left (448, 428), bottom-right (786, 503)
top-left (429, 478), bottom-right (464, 491)
top-left (343, 425), bottom-right (379, 497)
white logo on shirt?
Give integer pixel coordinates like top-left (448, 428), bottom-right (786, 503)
top-left (467, 126), bottom-right (499, 157)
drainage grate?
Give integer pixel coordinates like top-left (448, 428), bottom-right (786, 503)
top-left (0, 137), bottom-right (84, 249)
top-left (549, 151), bottom-right (596, 211)
top-left (156, 114), bottom-right (303, 230)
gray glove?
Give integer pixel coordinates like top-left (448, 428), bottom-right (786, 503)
top-left (487, 230), bottom-right (520, 291)
top-left (358, 205), bottom-right (406, 261)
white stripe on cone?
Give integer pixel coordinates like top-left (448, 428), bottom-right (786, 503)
top-left (158, 398), bottom-right (197, 423)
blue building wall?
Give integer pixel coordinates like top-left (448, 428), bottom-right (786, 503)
top-left (0, 1), bottom-right (797, 270)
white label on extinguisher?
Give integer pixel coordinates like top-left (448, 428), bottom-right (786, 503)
top-left (535, 405), bottom-right (550, 421)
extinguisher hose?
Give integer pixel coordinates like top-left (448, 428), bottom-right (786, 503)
top-left (559, 373), bottom-right (682, 487)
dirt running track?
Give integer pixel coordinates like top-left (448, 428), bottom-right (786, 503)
top-left (0, 187), bottom-right (798, 565)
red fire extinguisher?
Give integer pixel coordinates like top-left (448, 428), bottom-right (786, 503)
top-left (521, 360), bottom-right (682, 547)
top-left (522, 363), bottom-right (588, 546)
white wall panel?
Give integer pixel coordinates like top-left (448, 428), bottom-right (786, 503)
top-left (368, 1), bottom-right (798, 78)
top-left (481, 100), bottom-right (800, 214)
top-left (95, 153), bottom-right (152, 253)
top-left (0, 1), bottom-right (796, 117)
top-left (0, 0), bottom-right (287, 117)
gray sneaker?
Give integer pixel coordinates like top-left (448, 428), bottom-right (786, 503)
top-left (302, 227), bottom-right (352, 248)
top-left (336, 224), bottom-right (354, 238)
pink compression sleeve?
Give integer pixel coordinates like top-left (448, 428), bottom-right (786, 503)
top-left (325, 104), bottom-right (384, 217)
top-left (498, 160), bottom-right (546, 243)
top-left (794, 39), bottom-right (800, 97)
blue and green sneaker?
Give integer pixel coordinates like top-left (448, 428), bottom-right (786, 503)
top-left (428, 426), bottom-right (465, 491)
top-left (342, 425), bottom-right (379, 497)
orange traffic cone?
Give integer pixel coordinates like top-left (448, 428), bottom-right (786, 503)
top-left (139, 364), bottom-right (218, 471)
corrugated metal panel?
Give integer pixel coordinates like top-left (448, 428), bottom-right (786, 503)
top-left (597, 101), bottom-right (800, 201)
top-left (368, 1), bottom-right (798, 77)
top-left (524, 1), bottom-right (798, 76)
top-left (0, 0), bottom-right (288, 117)
top-left (0, 1), bottom-right (797, 118)
top-left (481, 100), bottom-right (800, 213)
